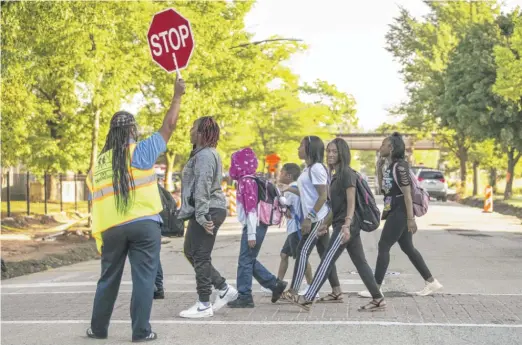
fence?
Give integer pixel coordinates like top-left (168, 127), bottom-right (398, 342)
top-left (1, 169), bottom-right (89, 218)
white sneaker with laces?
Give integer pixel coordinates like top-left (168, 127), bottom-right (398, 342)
top-left (416, 279), bottom-right (443, 296)
top-left (179, 301), bottom-right (213, 318)
top-left (212, 285), bottom-right (238, 312)
top-left (260, 286), bottom-right (272, 296)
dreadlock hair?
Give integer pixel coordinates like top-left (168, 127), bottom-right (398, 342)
top-left (196, 116), bottom-right (220, 148)
top-left (101, 112), bottom-right (138, 215)
top-left (302, 135), bottom-right (324, 166)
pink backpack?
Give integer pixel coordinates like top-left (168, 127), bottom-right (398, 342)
top-left (240, 175), bottom-right (283, 226)
top-left (392, 163), bottom-right (429, 217)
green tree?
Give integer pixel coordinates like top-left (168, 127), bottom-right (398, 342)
top-left (493, 11), bottom-right (522, 198)
top-left (385, 1), bottom-right (499, 194)
top-left (442, 14), bottom-right (522, 199)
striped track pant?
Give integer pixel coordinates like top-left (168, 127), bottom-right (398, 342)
top-left (290, 219), bottom-right (340, 292)
top-left (304, 226), bottom-right (383, 301)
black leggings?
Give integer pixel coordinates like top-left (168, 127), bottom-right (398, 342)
top-left (374, 207), bottom-right (433, 285)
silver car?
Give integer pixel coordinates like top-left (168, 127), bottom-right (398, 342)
top-left (416, 169), bottom-right (448, 202)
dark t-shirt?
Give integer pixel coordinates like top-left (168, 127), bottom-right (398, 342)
top-left (381, 159), bottom-right (411, 218)
top-left (330, 167), bottom-right (358, 227)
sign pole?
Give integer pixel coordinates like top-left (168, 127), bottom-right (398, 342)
top-left (172, 53), bottom-right (181, 79)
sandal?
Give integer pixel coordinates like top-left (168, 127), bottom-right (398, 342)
top-left (281, 290), bottom-right (296, 302)
top-left (317, 293), bottom-right (344, 303)
top-left (358, 298), bottom-right (386, 312)
top-left (284, 292), bottom-right (314, 312)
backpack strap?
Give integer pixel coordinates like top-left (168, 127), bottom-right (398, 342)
top-left (308, 163), bottom-right (331, 210)
top-left (391, 162), bottom-right (398, 187)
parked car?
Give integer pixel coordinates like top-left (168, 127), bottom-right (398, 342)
top-left (416, 169), bottom-right (448, 202)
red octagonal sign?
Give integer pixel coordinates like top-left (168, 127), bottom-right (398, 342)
top-left (147, 8), bottom-right (195, 73)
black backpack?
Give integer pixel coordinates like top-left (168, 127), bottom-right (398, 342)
top-left (158, 184), bottom-right (185, 237)
top-left (354, 172), bottom-right (381, 232)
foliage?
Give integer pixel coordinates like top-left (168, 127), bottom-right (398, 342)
top-left (1, 0), bottom-right (358, 188)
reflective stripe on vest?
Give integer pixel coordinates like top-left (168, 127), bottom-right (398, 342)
top-left (91, 174), bottom-right (157, 200)
top-left (91, 143), bottom-right (162, 253)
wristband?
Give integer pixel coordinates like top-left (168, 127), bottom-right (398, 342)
top-left (307, 210), bottom-right (318, 222)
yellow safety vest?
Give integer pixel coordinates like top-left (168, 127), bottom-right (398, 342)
top-left (86, 144), bottom-right (162, 254)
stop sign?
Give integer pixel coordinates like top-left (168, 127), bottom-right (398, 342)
top-left (147, 8), bottom-right (195, 73)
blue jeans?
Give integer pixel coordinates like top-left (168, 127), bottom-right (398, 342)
top-left (236, 224), bottom-right (277, 299)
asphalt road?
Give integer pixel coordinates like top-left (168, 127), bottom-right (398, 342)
top-left (2, 199), bottom-right (522, 345)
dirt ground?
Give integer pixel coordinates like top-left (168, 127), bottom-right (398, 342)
top-left (1, 218), bottom-right (99, 280)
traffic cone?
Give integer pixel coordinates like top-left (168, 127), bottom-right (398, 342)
top-left (228, 189), bottom-right (237, 216)
top-left (483, 185), bottom-right (493, 213)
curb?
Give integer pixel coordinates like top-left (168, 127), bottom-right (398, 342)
top-left (459, 197), bottom-right (522, 220)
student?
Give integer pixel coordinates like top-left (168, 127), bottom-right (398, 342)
top-left (285, 138), bottom-right (385, 312)
top-left (260, 164), bottom-right (314, 295)
top-left (279, 136), bottom-right (343, 303)
top-left (359, 132), bottom-right (442, 298)
top-left (177, 116), bottom-right (238, 318)
top-left (86, 77), bottom-right (185, 342)
top-left (227, 148), bottom-right (287, 308)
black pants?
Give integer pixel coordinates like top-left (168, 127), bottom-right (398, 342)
top-left (183, 208), bottom-right (227, 302)
top-left (90, 220), bottom-right (161, 341)
top-left (290, 218), bottom-right (341, 292)
top-left (374, 206), bottom-right (433, 285)
top-left (304, 225), bottom-right (382, 300)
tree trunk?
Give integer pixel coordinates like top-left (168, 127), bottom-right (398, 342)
top-left (89, 108), bottom-right (101, 173)
top-left (165, 151), bottom-right (176, 192)
top-left (457, 145), bottom-right (468, 196)
top-left (489, 168), bottom-right (497, 193)
top-left (87, 108), bottom-right (101, 227)
top-left (472, 161), bottom-right (479, 197)
top-left (504, 148), bottom-right (521, 200)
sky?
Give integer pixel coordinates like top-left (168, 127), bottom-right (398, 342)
top-left (244, 0), bottom-right (522, 131)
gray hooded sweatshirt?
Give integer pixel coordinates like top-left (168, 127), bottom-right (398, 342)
top-left (177, 147), bottom-right (227, 226)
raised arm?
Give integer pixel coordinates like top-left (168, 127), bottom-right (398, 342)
top-left (159, 77), bottom-right (186, 143)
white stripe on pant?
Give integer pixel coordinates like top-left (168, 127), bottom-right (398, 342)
top-left (291, 219), bottom-right (323, 293)
top-left (303, 226), bottom-right (383, 301)
top-left (305, 230), bottom-right (343, 299)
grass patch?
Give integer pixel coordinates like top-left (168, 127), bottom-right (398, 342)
top-left (1, 201), bottom-right (88, 218)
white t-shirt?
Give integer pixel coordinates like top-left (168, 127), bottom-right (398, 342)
top-left (283, 182), bottom-right (301, 234)
top-left (297, 163), bottom-right (330, 222)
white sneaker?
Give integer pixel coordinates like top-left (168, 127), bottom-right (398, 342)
top-left (260, 286), bottom-right (273, 296)
top-left (179, 301), bottom-right (214, 318)
top-left (416, 279), bottom-right (443, 296)
top-left (358, 289), bottom-right (383, 298)
top-left (212, 285), bottom-right (238, 312)
top-left (210, 289), bottom-right (219, 303)
top-left (298, 284), bottom-right (320, 299)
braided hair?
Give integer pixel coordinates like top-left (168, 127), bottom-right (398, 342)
top-left (101, 111), bottom-right (138, 215)
top-left (196, 116), bottom-right (220, 148)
